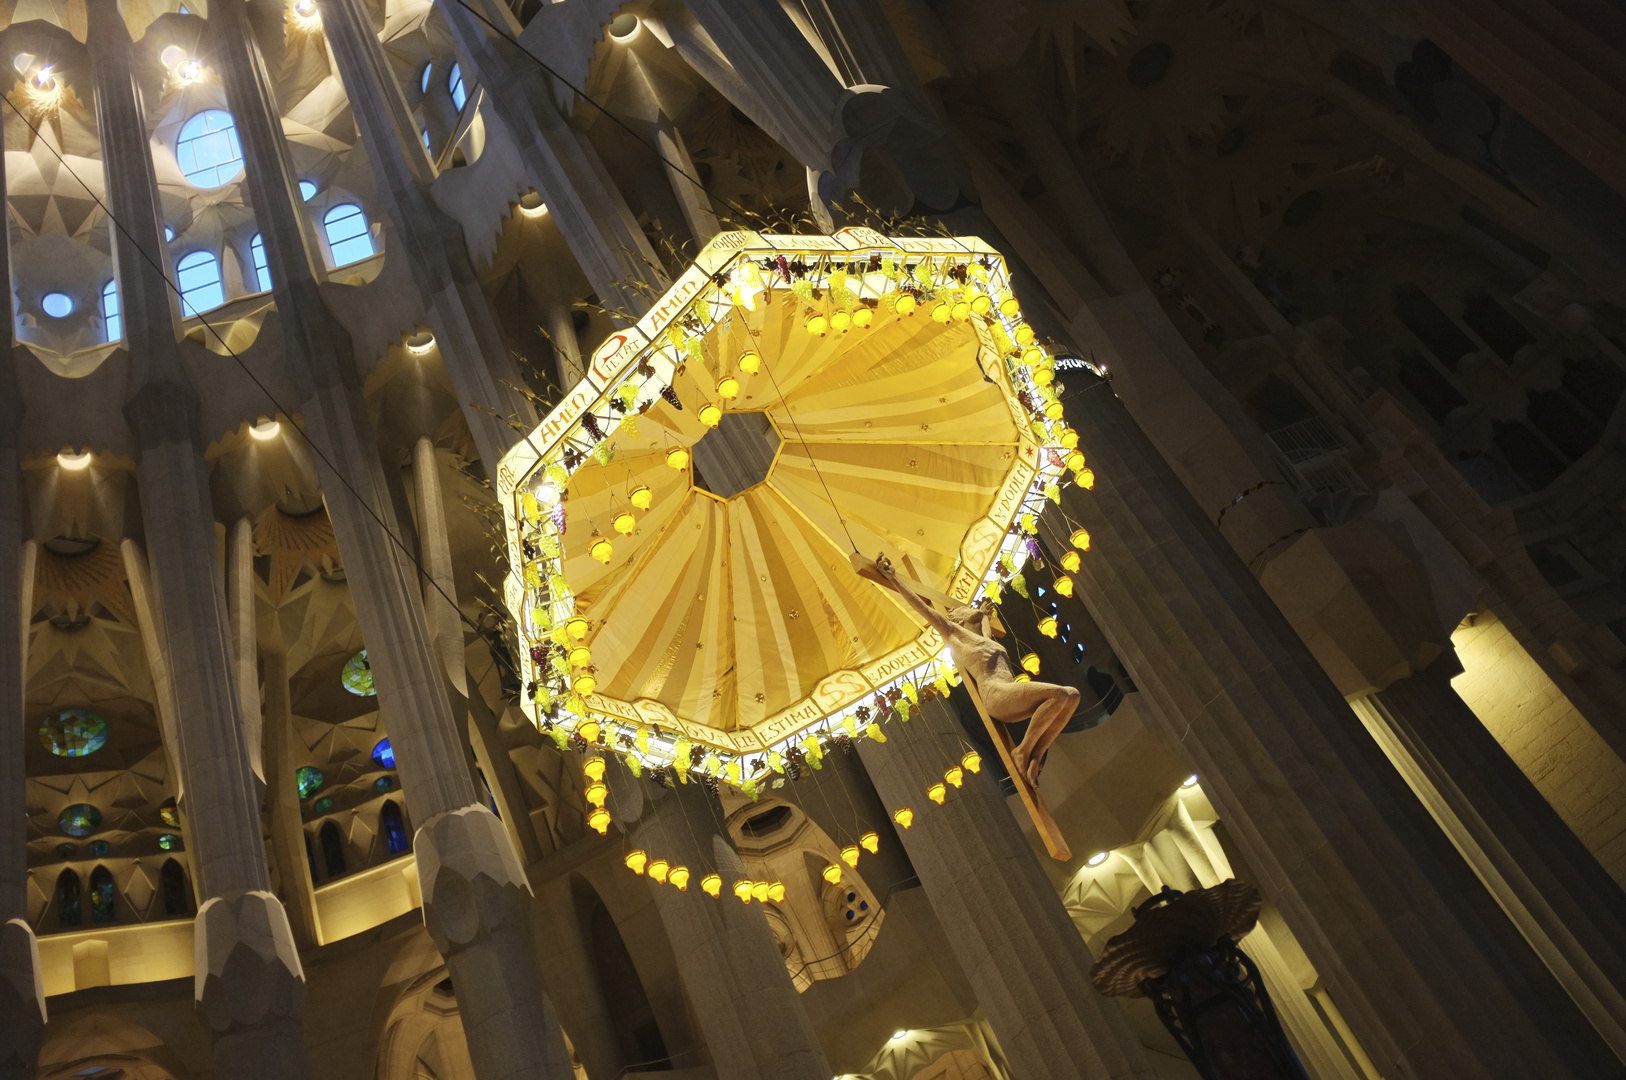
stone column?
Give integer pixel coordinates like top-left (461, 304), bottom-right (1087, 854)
top-left (655, 125), bottom-right (720, 245)
top-left (227, 517), bottom-right (264, 783)
top-left (209, 8), bottom-right (574, 1075)
top-left (405, 0), bottom-right (660, 316)
top-left (0, 130), bottom-right (44, 1074)
top-left (411, 438), bottom-right (465, 693)
top-left (262, 651), bottom-right (322, 948)
top-left (609, 768), bottom-right (831, 1080)
top-left (856, 699), bottom-right (1159, 1080)
top-left (1056, 368), bottom-right (1620, 1078)
top-left (89, 10), bottom-right (311, 1077)
top-left (546, 305), bottom-right (583, 388)
top-left (120, 540), bottom-right (186, 801)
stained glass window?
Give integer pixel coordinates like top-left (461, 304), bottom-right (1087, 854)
top-left (59, 803), bottom-right (102, 838)
top-left (39, 708), bottom-right (108, 757)
top-left (56, 870), bottom-right (82, 926)
top-left (88, 840), bottom-right (109, 857)
top-left (342, 650), bottom-right (376, 696)
top-left (374, 775), bottom-right (394, 793)
top-left (295, 765), bottom-right (325, 799)
top-left (90, 865), bottom-right (116, 923)
top-left (313, 796), bottom-right (333, 814)
top-left (56, 843), bottom-right (76, 859)
top-left (371, 736), bottom-right (394, 768)
top-left (158, 833), bottom-right (181, 851)
top-left (161, 859), bottom-right (189, 916)
top-left (320, 821), bottom-right (346, 878)
top-left (159, 798), bottom-right (180, 827)
top-left (381, 800), bottom-right (409, 855)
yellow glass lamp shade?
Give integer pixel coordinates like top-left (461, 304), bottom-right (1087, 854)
top-left (944, 765), bottom-right (964, 788)
top-left (750, 881), bottom-right (770, 903)
top-left (584, 781), bottom-right (607, 807)
top-left (805, 311), bottom-right (829, 336)
top-left (970, 292), bottom-right (991, 316)
top-left (1021, 651), bottom-right (1041, 674)
top-left (852, 306), bottom-right (874, 328)
top-left (1054, 575), bottom-right (1075, 598)
top-left (625, 849), bottom-right (648, 875)
top-left (1071, 527), bottom-right (1092, 551)
top-left (590, 536), bottom-right (614, 564)
top-left (1044, 400), bottom-right (1065, 420)
top-left (717, 375), bottom-right (741, 400)
top-left (961, 750), bottom-right (982, 774)
top-left (584, 756), bottom-right (607, 782)
top-left (1023, 345), bottom-right (1046, 367)
top-left (951, 300), bottom-right (971, 320)
top-left (587, 807), bottom-right (611, 834)
top-left (931, 301), bottom-right (953, 323)
top-left (822, 863), bottom-right (843, 885)
top-left (701, 873), bottom-right (722, 897)
top-left (669, 865), bottom-right (691, 891)
top-left (565, 616), bottom-right (590, 640)
top-left (1078, 468), bottom-right (1096, 490)
top-left (830, 309), bottom-right (852, 332)
top-left (894, 292), bottom-right (917, 316)
top-left (568, 644), bottom-right (592, 668)
top-left (892, 806), bottom-right (914, 829)
top-left (840, 845), bottom-right (860, 868)
top-left (1061, 550), bottom-right (1081, 573)
top-left (767, 881), bottom-right (786, 903)
top-left (1014, 323), bottom-right (1035, 345)
top-left (1066, 450), bottom-right (1087, 473)
top-left (738, 350), bottom-right (761, 374)
top-left (859, 831), bottom-right (879, 854)
top-left (928, 782), bottom-right (946, 805)
top-left (630, 484), bottom-right (653, 511)
top-left (734, 879), bottom-right (754, 903)
top-left (1038, 616), bottom-right (1059, 639)
top-left (699, 404), bottom-right (723, 428)
top-left (666, 446), bottom-right (690, 470)
top-left (1013, 673), bottom-right (1031, 683)
top-left (648, 859), bottom-right (670, 883)
top-left (614, 510), bottom-right (637, 536)
top-left (1059, 427), bottom-right (1079, 449)
top-left (572, 672), bottom-right (598, 696)
top-left (999, 295), bottom-right (1021, 317)
top-left (578, 720), bottom-right (601, 743)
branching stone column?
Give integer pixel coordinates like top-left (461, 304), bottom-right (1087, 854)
top-left (88, 8), bottom-right (310, 1077)
top-left (209, 6), bottom-right (574, 1075)
top-left (1056, 368), bottom-right (1620, 1078)
top-left (856, 699), bottom-right (1159, 1080)
top-left (607, 768), bottom-right (831, 1080)
top-left (0, 137), bottom-right (44, 1077)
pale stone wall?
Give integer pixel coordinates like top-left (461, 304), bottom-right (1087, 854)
top-left (1452, 613), bottom-right (1626, 887)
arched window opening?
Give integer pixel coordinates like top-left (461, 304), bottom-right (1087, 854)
top-left (101, 280), bottom-right (121, 342)
top-left (298, 180), bottom-right (317, 201)
top-left (56, 869), bottom-right (82, 927)
top-left (420, 62), bottom-right (432, 94)
top-left (89, 865), bottom-right (116, 923)
top-left (250, 234), bottom-right (272, 293)
top-left (448, 63), bottom-right (467, 111)
top-left (323, 204), bottom-right (375, 267)
top-left (320, 820), bottom-right (347, 879)
top-left (161, 859), bottom-right (190, 916)
top-left (175, 110), bottom-right (244, 188)
top-left (380, 800), bottom-right (410, 856)
top-left (176, 251), bottom-right (225, 315)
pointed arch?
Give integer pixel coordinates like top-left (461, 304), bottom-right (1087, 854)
top-left (320, 820), bottom-right (347, 879)
top-left (161, 859), bottom-right (191, 916)
top-left (89, 865), bottom-right (116, 923)
top-left (381, 800), bottom-right (410, 857)
top-left (55, 869), bottom-right (82, 927)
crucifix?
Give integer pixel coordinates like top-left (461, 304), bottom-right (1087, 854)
top-left (855, 552), bottom-right (1075, 861)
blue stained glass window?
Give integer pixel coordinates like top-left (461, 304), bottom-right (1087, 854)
top-left (176, 250), bottom-right (225, 315)
top-left (41, 292), bottom-right (73, 317)
top-left (313, 796), bottom-right (333, 814)
top-left (102, 280), bottom-right (121, 342)
top-left (175, 110), bottom-right (244, 188)
top-left (88, 840), bottom-right (109, 857)
top-left (374, 775), bottom-right (394, 793)
top-left (59, 804), bottom-right (102, 838)
top-left (323, 204), bottom-right (375, 267)
top-left (372, 736), bottom-right (395, 769)
top-left (299, 180), bottom-right (317, 201)
top-left (381, 800), bottom-right (409, 855)
top-left (420, 62), bottom-right (432, 94)
top-left (295, 765), bottom-right (325, 799)
top-left (342, 649), bottom-right (376, 696)
top-left (251, 233), bottom-right (272, 292)
top-left (90, 865), bottom-right (115, 923)
top-left (158, 833), bottom-right (180, 851)
top-left (56, 870), bottom-right (82, 926)
top-left (448, 63), bottom-right (466, 111)
top-left (39, 708), bottom-right (108, 757)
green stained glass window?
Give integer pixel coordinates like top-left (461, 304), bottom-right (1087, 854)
top-left (158, 834), bottom-right (180, 851)
top-left (313, 796), bottom-right (334, 814)
top-left (342, 649), bottom-right (376, 696)
top-left (296, 766), bottom-right (325, 799)
top-left (88, 840), bottom-right (109, 857)
top-left (39, 708), bottom-right (108, 757)
top-left (374, 775), bottom-right (394, 793)
top-left (59, 804), bottom-right (102, 838)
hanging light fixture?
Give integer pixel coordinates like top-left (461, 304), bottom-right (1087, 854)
top-left (805, 311), bottom-right (829, 336)
top-left (625, 849), bottom-right (648, 874)
top-left (852, 306), bottom-right (875, 328)
top-left (1078, 468), bottom-right (1096, 490)
top-left (590, 536), bottom-right (614, 564)
top-left (894, 292), bottom-right (918, 316)
top-left (630, 484), bottom-right (653, 511)
top-left (572, 671), bottom-right (598, 696)
top-left (578, 720), bottom-right (601, 743)
top-left (1061, 550), bottom-right (1082, 573)
top-left (734, 879), bottom-right (754, 903)
top-left (892, 807), bottom-right (914, 829)
top-left (1070, 527), bottom-right (1092, 551)
top-left (944, 765), bottom-right (964, 788)
top-left (1054, 576), bottom-right (1075, 597)
top-left (587, 807), bottom-right (610, 834)
top-left (999, 296), bottom-right (1021, 318)
top-left (648, 859), bottom-right (670, 883)
top-left (859, 831), bottom-right (879, 854)
top-left (951, 299), bottom-right (971, 320)
top-left (1014, 324), bottom-right (1035, 345)
top-left (1038, 616), bottom-right (1059, 639)
top-left (928, 782), bottom-right (946, 805)
top-left (666, 446), bottom-right (691, 470)
top-left (717, 375), bottom-right (741, 399)
top-left (1021, 652), bottom-right (1041, 674)
top-left (566, 616), bottom-right (590, 640)
top-left (699, 403), bottom-right (722, 427)
top-left (767, 882), bottom-right (786, 903)
top-left (840, 845), bottom-right (860, 868)
top-left (931, 301), bottom-right (953, 323)
top-left (1060, 428), bottom-right (1080, 449)
top-left (568, 644), bottom-right (592, 668)
top-left (961, 751), bottom-right (982, 774)
top-left (969, 292), bottom-right (992, 316)
top-left (738, 350), bottom-right (761, 374)
top-left (822, 863), bottom-right (843, 885)
top-left (1066, 449), bottom-right (1087, 473)
top-left (701, 873), bottom-right (722, 897)
top-left (613, 509), bottom-right (636, 536)
top-left (830, 309), bottom-right (852, 332)
top-left (669, 865), bottom-right (691, 891)
top-left (750, 881), bottom-right (770, 903)
top-left (583, 782), bottom-right (607, 807)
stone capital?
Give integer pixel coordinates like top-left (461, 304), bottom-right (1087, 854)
top-left (414, 804), bottom-right (533, 954)
top-left (194, 891), bottom-right (306, 1035)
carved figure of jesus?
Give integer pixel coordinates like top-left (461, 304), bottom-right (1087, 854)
top-left (874, 554), bottom-right (1079, 784)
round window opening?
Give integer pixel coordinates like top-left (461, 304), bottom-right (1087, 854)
top-left (41, 292), bottom-right (73, 318)
top-left (175, 110), bottom-right (245, 188)
top-left (39, 708), bottom-right (109, 757)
